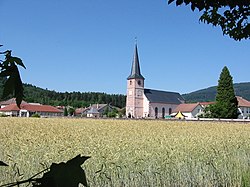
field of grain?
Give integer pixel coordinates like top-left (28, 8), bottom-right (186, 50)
top-left (1, 118), bottom-right (250, 186)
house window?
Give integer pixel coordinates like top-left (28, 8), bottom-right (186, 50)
top-left (155, 107), bottom-right (158, 118)
top-left (169, 108), bottom-right (172, 115)
top-left (162, 108), bottom-right (165, 119)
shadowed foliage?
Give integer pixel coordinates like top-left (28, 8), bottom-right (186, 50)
top-left (0, 155), bottom-right (90, 187)
top-left (168, 0), bottom-right (250, 41)
top-left (0, 48), bottom-right (26, 107)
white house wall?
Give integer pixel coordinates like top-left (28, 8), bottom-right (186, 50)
top-left (191, 105), bottom-right (203, 118)
top-left (238, 107), bottom-right (250, 119)
top-left (0, 111), bottom-right (18, 116)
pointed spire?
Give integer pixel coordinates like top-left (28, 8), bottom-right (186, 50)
top-left (127, 43), bottom-right (145, 80)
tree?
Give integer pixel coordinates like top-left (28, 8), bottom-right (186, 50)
top-left (168, 0), bottom-right (250, 41)
top-left (210, 66), bottom-right (238, 119)
top-left (64, 107), bottom-right (68, 116)
top-left (68, 107), bottom-right (75, 116)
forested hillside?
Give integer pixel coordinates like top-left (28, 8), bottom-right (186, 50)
top-left (1, 76), bottom-right (250, 107)
top-left (0, 78), bottom-right (126, 108)
top-left (182, 82), bottom-right (250, 103)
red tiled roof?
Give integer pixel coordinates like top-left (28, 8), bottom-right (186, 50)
top-left (236, 96), bottom-right (250, 107)
top-left (0, 98), bottom-right (28, 106)
top-left (0, 104), bottom-right (21, 111)
top-left (173, 103), bottom-right (201, 113)
top-left (75, 108), bottom-right (89, 114)
top-left (0, 104), bottom-right (63, 113)
top-left (200, 101), bottom-right (215, 106)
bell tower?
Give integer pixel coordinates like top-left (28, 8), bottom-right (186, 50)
top-left (126, 43), bottom-right (145, 118)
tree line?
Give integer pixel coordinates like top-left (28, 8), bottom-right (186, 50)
top-left (0, 78), bottom-right (126, 108)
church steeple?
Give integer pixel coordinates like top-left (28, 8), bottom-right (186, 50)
top-left (127, 44), bottom-right (145, 80)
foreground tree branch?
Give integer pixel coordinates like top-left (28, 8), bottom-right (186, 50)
top-left (168, 0), bottom-right (250, 41)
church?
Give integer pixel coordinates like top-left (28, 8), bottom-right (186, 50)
top-left (126, 44), bottom-right (185, 118)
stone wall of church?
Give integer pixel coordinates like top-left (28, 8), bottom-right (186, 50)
top-left (148, 103), bottom-right (179, 119)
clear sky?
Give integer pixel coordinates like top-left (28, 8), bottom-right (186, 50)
top-left (1, 0), bottom-right (249, 95)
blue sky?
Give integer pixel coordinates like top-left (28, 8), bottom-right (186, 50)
top-left (1, 0), bottom-right (249, 94)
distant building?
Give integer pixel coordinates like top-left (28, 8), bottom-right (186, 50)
top-left (0, 98), bottom-right (63, 117)
top-left (0, 98), bottom-right (28, 108)
top-left (198, 96), bottom-right (250, 119)
top-left (75, 104), bottom-right (114, 118)
top-left (237, 96), bottom-right (250, 119)
top-left (87, 107), bottom-right (100, 118)
top-left (75, 107), bottom-right (89, 117)
top-left (126, 44), bottom-right (184, 118)
top-left (172, 103), bottom-right (203, 119)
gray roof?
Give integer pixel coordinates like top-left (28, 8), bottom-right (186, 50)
top-left (91, 104), bottom-right (108, 111)
top-left (87, 107), bottom-right (99, 114)
top-left (144, 89), bottom-right (185, 104)
top-left (127, 44), bottom-right (145, 80)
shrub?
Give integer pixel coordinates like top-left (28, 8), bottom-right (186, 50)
top-left (31, 113), bottom-right (40, 118)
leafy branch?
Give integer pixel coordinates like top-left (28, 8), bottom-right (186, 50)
top-left (0, 46), bottom-right (26, 107)
top-left (168, 0), bottom-right (250, 41)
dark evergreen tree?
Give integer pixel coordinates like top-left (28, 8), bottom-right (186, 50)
top-left (63, 107), bottom-right (68, 116)
top-left (211, 66), bottom-right (238, 119)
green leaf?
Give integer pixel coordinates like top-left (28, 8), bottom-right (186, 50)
top-left (14, 70), bottom-right (24, 108)
top-left (176, 0), bottom-right (183, 6)
top-left (11, 57), bottom-right (26, 69)
top-left (2, 65), bottom-right (23, 108)
top-left (3, 73), bottom-right (15, 98)
top-left (191, 3), bottom-right (196, 11)
top-left (168, 0), bottom-right (175, 4)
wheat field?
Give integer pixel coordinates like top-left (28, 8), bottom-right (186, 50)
top-left (1, 118), bottom-right (250, 186)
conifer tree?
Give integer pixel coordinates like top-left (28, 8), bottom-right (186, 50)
top-left (211, 66), bottom-right (238, 118)
top-left (63, 107), bottom-right (68, 116)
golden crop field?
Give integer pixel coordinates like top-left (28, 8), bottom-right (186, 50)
top-left (1, 118), bottom-right (250, 186)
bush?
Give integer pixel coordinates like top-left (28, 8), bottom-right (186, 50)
top-left (31, 113), bottom-right (40, 118)
top-left (0, 113), bottom-right (8, 117)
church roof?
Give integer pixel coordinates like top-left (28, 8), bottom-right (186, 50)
top-left (144, 89), bottom-right (184, 104)
top-left (127, 44), bottom-right (145, 80)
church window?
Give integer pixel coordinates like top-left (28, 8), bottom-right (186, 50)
top-left (155, 107), bottom-right (158, 118)
top-left (169, 108), bottom-right (172, 115)
top-left (138, 80), bottom-right (141, 85)
top-left (162, 108), bottom-right (165, 119)
top-left (130, 80), bottom-right (132, 85)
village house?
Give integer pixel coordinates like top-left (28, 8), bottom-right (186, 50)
top-left (198, 96), bottom-right (250, 119)
top-left (75, 104), bottom-right (114, 117)
top-left (172, 103), bottom-right (203, 119)
top-left (0, 98), bottom-right (63, 117)
top-left (0, 98), bottom-right (28, 108)
top-left (236, 96), bottom-right (250, 119)
top-left (126, 44), bottom-right (185, 118)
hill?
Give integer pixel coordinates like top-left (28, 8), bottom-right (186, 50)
top-left (0, 78), bottom-right (126, 108)
top-left (182, 82), bottom-right (250, 103)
